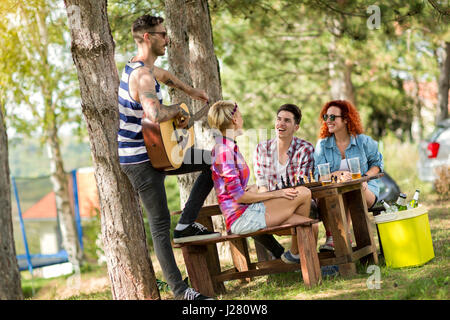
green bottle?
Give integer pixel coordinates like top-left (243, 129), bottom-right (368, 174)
top-left (409, 189), bottom-right (420, 208)
top-left (395, 193), bottom-right (408, 211)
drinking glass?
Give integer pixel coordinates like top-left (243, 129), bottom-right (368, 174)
top-left (348, 157), bottom-right (361, 179)
top-left (318, 163), bottom-right (331, 186)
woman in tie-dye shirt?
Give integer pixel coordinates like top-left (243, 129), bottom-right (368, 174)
top-left (208, 100), bottom-right (314, 264)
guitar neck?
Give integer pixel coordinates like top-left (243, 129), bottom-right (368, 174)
top-left (187, 103), bottom-right (210, 128)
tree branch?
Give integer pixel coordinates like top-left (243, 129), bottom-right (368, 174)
top-left (314, 0), bottom-right (367, 17)
top-left (427, 0), bottom-right (450, 16)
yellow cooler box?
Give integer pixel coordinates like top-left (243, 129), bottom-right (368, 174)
top-left (374, 207), bottom-right (435, 268)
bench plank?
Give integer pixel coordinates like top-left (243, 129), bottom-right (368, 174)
top-left (173, 220), bottom-right (319, 247)
top-left (172, 204), bottom-right (322, 295)
top-left (214, 260), bottom-right (301, 282)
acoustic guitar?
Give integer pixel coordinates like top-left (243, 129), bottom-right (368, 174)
top-left (142, 103), bottom-right (210, 171)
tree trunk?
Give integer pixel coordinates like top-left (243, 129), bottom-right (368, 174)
top-left (46, 125), bottom-right (83, 271)
top-left (185, 0), bottom-right (229, 260)
top-left (166, 0), bottom-right (222, 205)
top-left (0, 105), bottom-right (23, 300)
top-left (329, 57), bottom-right (356, 106)
top-left (328, 47), bottom-right (356, 105)
top-left (64, 0), bottom-right (159, 300)
top-left (17, 2), bottom-right (84, 270)
top-left (327, 19), bottom-right (356, 106)
top-left (411, 77), bottom-right (424, 142)
top-left (165, 0), bottom-right (231, 261)
top-left (436, 41), bottom-right (450, 124)
top-left (165, 0), bottom-right (197, 207)
top-left (343, 60), bottom-right (356, 106)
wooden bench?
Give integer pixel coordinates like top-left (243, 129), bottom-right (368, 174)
top-left (172, 204), bottom-right (321, 297)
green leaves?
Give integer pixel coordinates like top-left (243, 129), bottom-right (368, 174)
top-left (0, 0), bottom-right (81, 140)
top-left (209, 0), bottom-right (446, 143)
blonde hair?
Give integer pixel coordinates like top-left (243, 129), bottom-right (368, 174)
top-left (207, 100), bottom-right (236, 132)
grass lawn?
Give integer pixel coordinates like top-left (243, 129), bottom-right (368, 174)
top-left (20, 139), bottom-right (449, 300)
top-left (22, 199), bottom-right (448, 300)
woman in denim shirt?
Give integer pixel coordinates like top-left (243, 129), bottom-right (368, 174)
top-left (313, 100), bottom-right (384, 251)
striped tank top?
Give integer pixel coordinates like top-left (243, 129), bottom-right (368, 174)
top-left (117, 60), bottom-right (163, 165)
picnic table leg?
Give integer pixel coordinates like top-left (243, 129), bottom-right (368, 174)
top-left (322, 195), bottom-right (357, 277)
top-left (345, 188), bottom-right (379, 265)
top-left (295, 225), bottom-right (321, 288)
top-left (254, 240), bottom-right (272, 262)
top-left (181, 245), bottom-right (216, 297)
top-left (229, 238), bottom-right (253, 283)
top-left (196, 216), bottom-right (226, 294)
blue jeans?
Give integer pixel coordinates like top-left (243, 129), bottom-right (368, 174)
top-left (120, 148), bottom-right (213, 297)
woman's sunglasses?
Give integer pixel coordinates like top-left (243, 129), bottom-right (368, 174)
top-left (322, 114), bottom-right (343, 121)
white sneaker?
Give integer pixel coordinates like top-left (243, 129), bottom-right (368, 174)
top-left (319, 236), bottom-right (334, 252)
top-left (182, 288), bottom-right (214, 300)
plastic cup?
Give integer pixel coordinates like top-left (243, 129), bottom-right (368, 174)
top-left (318, 163), bottom-right (331, 185)
top-left (348, 157), bottom-right (361, 179)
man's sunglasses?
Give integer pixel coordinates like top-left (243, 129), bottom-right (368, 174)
top-left (148, 31), bottom-right (168, 38)
top-left (322, 114), bottom-right (343, 121)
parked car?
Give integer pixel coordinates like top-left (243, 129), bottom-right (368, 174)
top-left (417, 118), bottom-right (450, 183)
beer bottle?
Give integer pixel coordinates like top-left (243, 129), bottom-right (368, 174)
top-left (380, 200), bottom-right (391, 211)
top-left (409, 189), bottom-right (420, 208)
top-left (394, 193), bottom-right (408, 211)
top-left (380, 200), bottom-right (397, 213)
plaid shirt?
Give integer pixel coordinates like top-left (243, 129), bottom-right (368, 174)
top-left (211, 136), bottom-right (250, 232)
top-left (254, 137), bottom-right (315, 191)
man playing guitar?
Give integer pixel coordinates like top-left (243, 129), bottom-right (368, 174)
top-left (118, 15), bottom-right (219, 300)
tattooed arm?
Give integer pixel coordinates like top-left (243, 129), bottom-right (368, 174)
top-left (154, 66), bottom-right (209, 102)
top-left (136, 68), bottom-right (188, 124)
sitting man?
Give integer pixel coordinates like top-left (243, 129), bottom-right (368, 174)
top-left (253, 103), bottom-right (318, 263)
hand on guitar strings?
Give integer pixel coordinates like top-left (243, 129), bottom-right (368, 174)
top-left (175, 107), bottom-right (190, 129)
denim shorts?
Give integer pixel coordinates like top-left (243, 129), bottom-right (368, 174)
top-left (230, 202), bottom-right (267, 235)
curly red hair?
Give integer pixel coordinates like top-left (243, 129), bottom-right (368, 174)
top-left (318, 100), bottom-right (364, 139)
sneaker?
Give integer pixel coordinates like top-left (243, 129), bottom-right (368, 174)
top-left (319, 236), bottom-right (354, 252)
top-left (321, 265), bottom-right (339, 277)
top-left (319, 236), bottom-right (334, 252)
top-left (173, 222), bottom-right (221, 244)
top-left (182, 287), bottom-right (214, 300)
top-left (281, 250), bottom-right (300, 264)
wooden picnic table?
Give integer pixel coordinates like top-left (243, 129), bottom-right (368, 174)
top-left (172, 173), bottom-right (383, 295)
top-left (310, 173), bottom-right (383, 276)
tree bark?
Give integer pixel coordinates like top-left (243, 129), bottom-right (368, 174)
top-left (436, 41), bottom-right (450, 124)
top-left (46, 125), bottom-right (83, 271)
top-left (327, 18), bottom-right (356, 106)
top-left (343, 60), bottom-right (356, 107)
top-left (411, 77), bottom-right (424, 142)
top-left (64, 0), bottom-right (159, 300)
top-left (328, 39), bottom-right (356, 105)
top-left (165, 0), bottom-right (230, 261)
top-left (0, 104), bottom-right (23, 300)
top-left (16, 1), bottom-right (84, 270)
top-left (165, 0), bottom-right (197, 207)
top-left (166, 0), bottom-right (222, 205)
